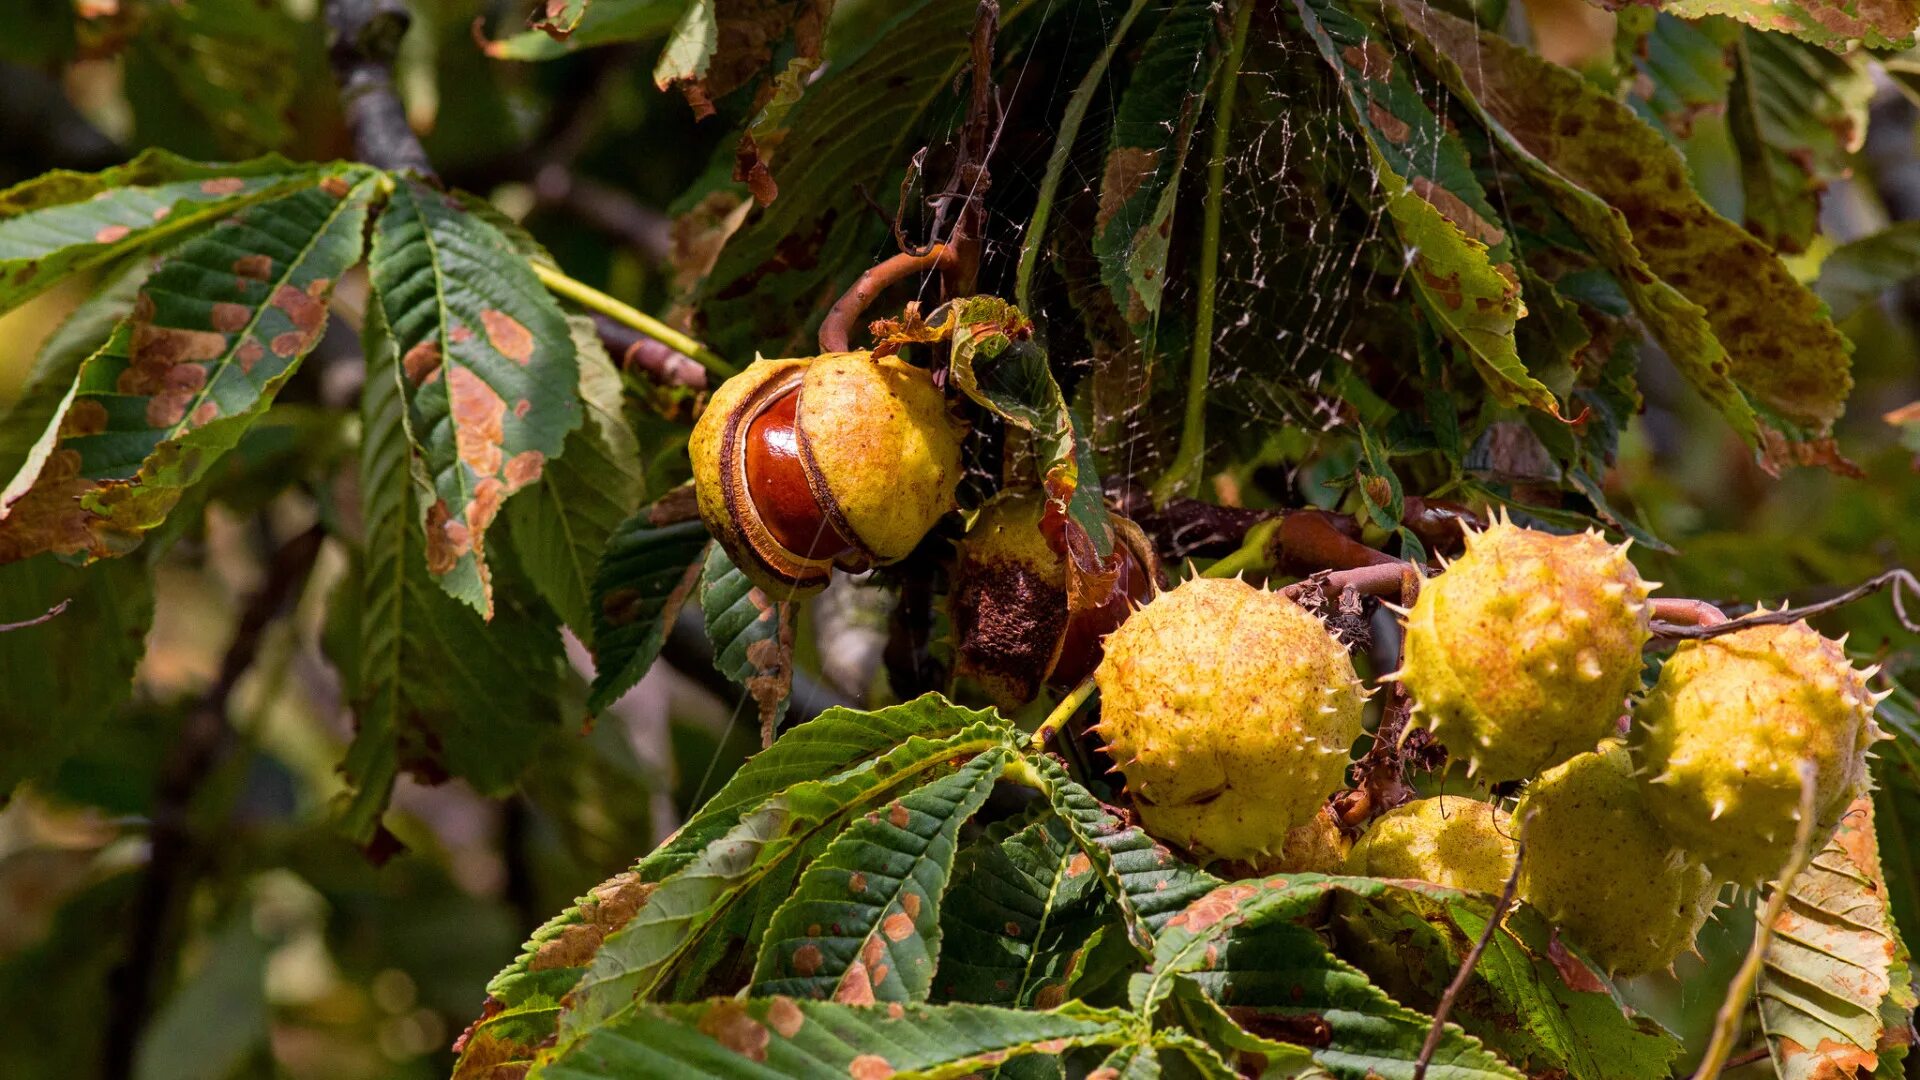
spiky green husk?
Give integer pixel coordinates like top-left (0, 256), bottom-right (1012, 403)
top-left (1516, 743), bottom-right (1720, 978)
top-left (1399, 518), bottom-right (1653, 783)
top-left (1344, 797), bottom-right (1517, 894)
top-left (1631, 621), bottom-right (1885, 885)
top-left (1094, 576), bottom-right (1366, 864)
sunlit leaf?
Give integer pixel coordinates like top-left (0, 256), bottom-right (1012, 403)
top-left (369, 176), bottom-right (583, 616)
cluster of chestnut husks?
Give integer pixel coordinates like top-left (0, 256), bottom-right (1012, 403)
top-left (948, 490), bottom-right (1160, 709)
top-left (690, 352), bottom-right (964, 599)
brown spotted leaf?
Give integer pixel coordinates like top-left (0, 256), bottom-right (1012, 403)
top-left (584, 499), bottom-right (711, 714)
top-left (504, 315), bottom-right (646, 644)
top-left (535, 998), bottom-right (1135, 1079)
top-left (699, 545), bottom-right (792, 745)
top-left (0, 171), bottom-right (379, 564)
top-left (1389, 0), bottom-right (1855, 471)
top-left (556, 719), bottom-right (1018, 1041)
top-left (1728, 31), bottom-right (1870, 255)
top-left (750, 749), bottom-right (1009, 1003)
top-left (1644, 0), bottom-right (1918, 50)
top-left (369, 176), bottom-right (582, 617)
top-left (0, 149), bottom-right (320, 317)
top-left (331, 296), bottom-right (569, 852)
top-left (933, 812), bottom-right (1109, 1008)
top-left (1295, 0), bottom-right (1557, 414)
top-left (1760, 796), bottom-right (1918, 1079)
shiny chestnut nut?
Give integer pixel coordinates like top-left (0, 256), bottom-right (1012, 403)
top-left (690, 352), bottom-right (964, 599)
top-left (948, 490), bottom-right (1160, 709)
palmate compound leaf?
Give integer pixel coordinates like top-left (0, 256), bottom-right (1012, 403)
top-left (932, 811), bottom-right (1110, 1009)
top-left (0, 149), bottom-right (320, 316)
top-left (1386, 0), bottom-right (1856, 473)
top-left (504, 315), bottom-right (647, 644)
top-left (455, 695), bottom-right (1012, 1077)
top-left (332, 296), bottom-right (568, 851)
top-left (750, 749), bottom-right (1010, 1002)
top-left (1293, 0), bottom-right (1557, 415)
top-left (530, 998), bottom-right (1137, 1080)
top-left (369, 175), bottom-right (582, 618)
top-left (1760, 795), bottom-right (1918, 1078)
top-left (0, 170), bottom-right (379, 564)
top-left (552, 717), bottom-right (1023, 1045)
top-left (1141, 874), bottom-right (1524, 1080)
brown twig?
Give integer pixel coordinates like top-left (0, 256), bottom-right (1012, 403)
top-left (1413, 817), bottom-right (1528, 1080)
top-left (0, 598), bottom-right (69, 633)
top-left (533, 165), bottom-right (673, 264)
top-left (325, 0), bottom-right (435, 177)
top-left (595, 315), bottom-right (708, 391)
top-left (103, 524), bottom-right (327, 1080)
top-left (1653, 569), bottom-right (1920, 641)
top-left (1650, 597), bottom-right (1730, 629)
top-left (1281, 560), bottom-right (1423, 605)
top-left (1721, 1046), bottom-right (1772, 1072)
top-left (817, 244), bottom-right (954, 352)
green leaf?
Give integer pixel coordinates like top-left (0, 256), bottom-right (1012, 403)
top-left (1389, 0), bottom-right (1854, 471)
top-left (934, 812), bottom-right (1109, 1008)
top-left (457, 698), bottom-right (1008, 1074)
top-left (699, 545), bottom-right (790, 732)
top-left (1650, 0), bottom-right (1916, 50)
top-left (484, 0), bottom-right (685, 60)
top-left (752, 749), bottom-right (1010, 1001)
top-left (506, 315), bottom-right (646, 642)
top-left (0, 172), bottom-right (378, 564)
top-left (532, 999), bottom-right (1136, 1079)
top-left (1728, 31), bottom-right (1870, 255)
top-left (1024, 755), bottom-right (1222, 949)
top-left (695, 0), bottom-right (983, 358)
top-left (557, 719), bottom-right (1019, 1037)
top-left (1760, 795), bottom-right (1917, 1079)
top-left (1093, 0), bottom-right (1218, 335)
top-left (1327, 880), bottom-right (1680, 1078)
top-left (333, 295), bottom-right (568, 849)
top-left (532, 0), bottom-right (593, 37)
top-left (128, 0), bottom-right (303, 154)
top-left (0, 150), bottom-right (317, 316)
top-left (585, 503), bottom-right (711, 713)
top-left (1147, 875), bottom-right (1523, 1079)
top-left (369, 176), bottom-right (583, 616)
top-left (0, 554), bottom-right (154, 795)
top-left (654, 0), bottom-right (719, 90)
top-left (1294, 0), bottom-right (1554, 414)
top-left (1815, 221), bottom-right (1920, 322)
top-left (1094, 1042), bottom-right (1163, 1079)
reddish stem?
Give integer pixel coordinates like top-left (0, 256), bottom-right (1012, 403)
top-left (1650, 597), bottom-right (1730, 628)
top-left (818, 244), bottom-right (954, 352)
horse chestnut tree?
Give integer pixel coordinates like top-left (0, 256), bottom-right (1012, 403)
top-left (0, 2), bottom-right (1915, 1079)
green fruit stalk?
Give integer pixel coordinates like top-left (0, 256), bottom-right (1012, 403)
top-left (1397, 516), bottom-right (1653, 782)
top-left (1093, 576), bottom-right (1367, 863)
top-left (1632, 619), bottom-right (1887, 885)
top-left (1516, 743), bottom-right (1720, 978)
top-left (1344, 797), bottom-right (1517, 895)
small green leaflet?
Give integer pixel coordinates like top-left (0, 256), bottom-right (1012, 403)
top-left (700, 545), bottom-right (791, 740)
top-left (369, 175), bottom-right (582, 617)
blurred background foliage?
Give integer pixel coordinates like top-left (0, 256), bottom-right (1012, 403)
top-left (0, 0), bottom-right (1918, 1076)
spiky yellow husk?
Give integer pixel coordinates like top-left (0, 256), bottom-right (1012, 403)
top-left (1344, 797), bottom-right (1517, 894)
top-left (1516, 743), bottom-right (1720, 978)
top-left (1399, 517), bottom-right (1652, 782)
top-left (1630, 620), bottom-right (1885, 885)
top-left (1094, 576), bottom-right (1366, 864)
